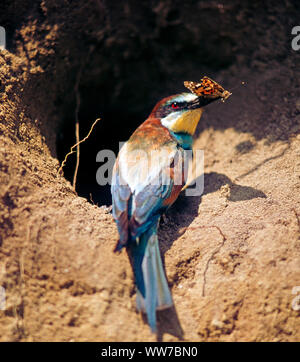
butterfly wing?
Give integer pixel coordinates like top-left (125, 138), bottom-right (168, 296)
top-left (184, 76), bottom-right (231, 101)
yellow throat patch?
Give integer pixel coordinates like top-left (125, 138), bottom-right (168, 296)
top-left (168, 108), bottom-right (203, 135)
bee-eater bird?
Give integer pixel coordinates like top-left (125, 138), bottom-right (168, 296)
top-left (111, 77), bottom-right (231, 333)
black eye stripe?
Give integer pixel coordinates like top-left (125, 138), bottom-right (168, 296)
top-left (168, 101), bottom-right (187, 109)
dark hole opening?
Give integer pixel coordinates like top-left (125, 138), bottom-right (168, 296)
top-left (55, 6), bottom-right (238, 207)
top-left (56, 102), bottom-right (143, 206)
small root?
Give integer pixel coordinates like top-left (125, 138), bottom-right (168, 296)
top-left (57, 117), bottom-right (101, 177)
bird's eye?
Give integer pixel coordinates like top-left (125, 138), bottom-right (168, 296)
top-left (171, 102), bottom-right (180, 109)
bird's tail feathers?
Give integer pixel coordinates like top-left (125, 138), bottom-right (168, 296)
top-left (134, 232), bottom-right (173, 333)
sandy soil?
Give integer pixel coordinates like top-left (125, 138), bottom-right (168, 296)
top-left (0, 0), bottom-right (299, 341)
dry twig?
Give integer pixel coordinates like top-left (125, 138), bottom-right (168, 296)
top-left (57, 118), bottom-right (101, 177)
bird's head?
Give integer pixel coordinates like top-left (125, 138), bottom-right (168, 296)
top-left (150, 93), bottom-right (207, 136)
top-left (150, 77), bottom-right (231, 136)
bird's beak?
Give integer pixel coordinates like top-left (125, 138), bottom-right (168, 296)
top-left (188, 89), bottom-right (231, 110)
top-left (187, 96), bottom-right (216, 109)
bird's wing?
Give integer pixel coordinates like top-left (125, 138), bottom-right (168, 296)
top-left (112, 142), bottom-right (184, 250)
top-left (111, 158), bottom-right (132, 247)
